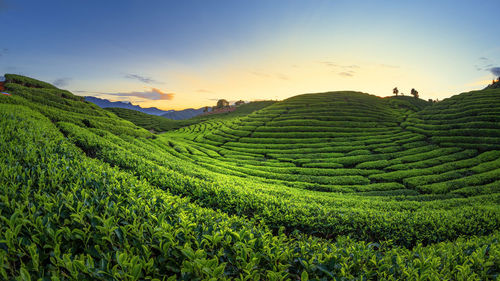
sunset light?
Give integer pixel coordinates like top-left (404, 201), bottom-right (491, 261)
top-left (1, 0), bottom-right (499, 110)
top-left (1, 1), bottom-right (499, 280)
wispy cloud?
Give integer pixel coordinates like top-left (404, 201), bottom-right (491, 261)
top-left (0, 48), bottom-right (8, 57)
top-left (124, 73), bottom-right (161, 84)
top-left (338, 72), bottom-right (354, 77)
top-left (106, 88), bottom-right (174, 101)
top-left (276, 73), bottom-right (289, 80)
top-left (53, 77), bottom-right (71, 87)
top-left (475, 57), bottom-right (499, 74)
top-left (320, 61), bottom-right (337, 67)
top-left (320, 61), bottom-right (360, 77)
top-left (250, 71), bottom-right (289, 80)
top-left (490, 67), bottom-right (500, 77)
top-left (72, 90), bottom-right (100, 95)
top-left (320, 61), bottom-right (360, 70)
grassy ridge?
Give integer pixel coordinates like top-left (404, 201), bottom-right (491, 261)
top-left (405, 89), bottom-right (500, 150)
top-left (106, 101), bottom-right (276, 133)
top-left (1, 101), bottom-right (498, 281)
top-left (0, 75), bottom-right (499, 280)
top-left (173, 91), bottom-right (500, 196)
top-left (105, 107), bottom-right (189, 132)
top-left (2, 74), bottom-right (152, 138)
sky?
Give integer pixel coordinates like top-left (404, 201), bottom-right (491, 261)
top-left (1, 0), bottom-right (499, 110)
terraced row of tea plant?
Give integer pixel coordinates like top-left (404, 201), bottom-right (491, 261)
top-left (405, 89), bottom-right (500, 150)
top-left (105, 101), bottom-right (275, 134)
top-left (164, 91), bottom-right (500, 197)
top-left (104, 107), bottom-right (192, 133)
top-left (0, 74), bottom-right (499, 280)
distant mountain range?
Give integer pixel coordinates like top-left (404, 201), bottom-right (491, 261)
top-left (161, 108), bottom-right (208, 120)
top-left (85, 96), bottom-right (209, 120)
top-left (85, 96), bottom-right (171, 116)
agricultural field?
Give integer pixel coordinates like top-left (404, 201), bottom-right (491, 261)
top-left (0, 74), bottom-right (499, 280)
top-left (106, 101), bottom-right (276, 134)
top-left (104, 107), bottom-right (191, 133)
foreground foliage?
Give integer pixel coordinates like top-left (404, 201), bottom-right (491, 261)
top-left (105, 107), bottom-right (191, 132)
top-left (0, 75), bottom-right (499, 280)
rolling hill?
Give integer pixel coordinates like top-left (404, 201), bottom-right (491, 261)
top-left (0, 74), bottom-right (498, 280)
top-left (104, 107), bottom-right (190, 132)
top-left (108, 100), bottom-right (277, 133)
top-left (161, 107), bottom-right (208, 120)
top-left (176, 90), bottom-right (500, 196)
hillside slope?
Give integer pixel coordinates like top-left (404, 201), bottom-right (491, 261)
top-left (158, 90), bottom-right (499, 243)
top-left (1, 74), bottom-right (151, 138)
top-left (105, 107), bottom-right (189, 132)
top-left (84, 96), bottom-right (172, 115)
top-left (161, 107), bottom-right (207, 120)
top-left (172, 91), bottom-right (479, 194)
top-left (405, 89), bottom-right (500, 150)
top-left (108, 101), bottom-right (276, 133)
top-left (0, 75), bottom-right (499, 280)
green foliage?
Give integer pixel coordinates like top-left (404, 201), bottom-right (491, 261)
top-left (105, 101), bottom-right (275, 134)
top-left (1, 77), bottom-right (500, 280)
top-left (384, 95), bottom-right (433, 112)
top-left (5, 73), bottom-right (59, 89)
top-left (105, 107), bottom-right (191, 132)
top-left (406, 89), bottom-right (500, 149)
top-left (190, 101), bottom-right (276, 122)
top-left (2, 80), bottom-right (152, 138)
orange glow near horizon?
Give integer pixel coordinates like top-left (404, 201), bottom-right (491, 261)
top-left (116, 58), bottom-right (461, 110)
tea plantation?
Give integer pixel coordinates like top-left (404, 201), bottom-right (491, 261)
top-left (0, 74), bottom-right (499, 280)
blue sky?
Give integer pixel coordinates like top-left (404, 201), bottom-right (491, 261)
top-left (1, 0), bottom-right (499, 109)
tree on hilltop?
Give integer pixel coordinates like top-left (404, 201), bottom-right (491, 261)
top-left (411, 88), bottom-right (419, 99)
top-left (393, 87), bottom-right (399, 96)
top-left (216, 99), bottom-right (229, 109)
